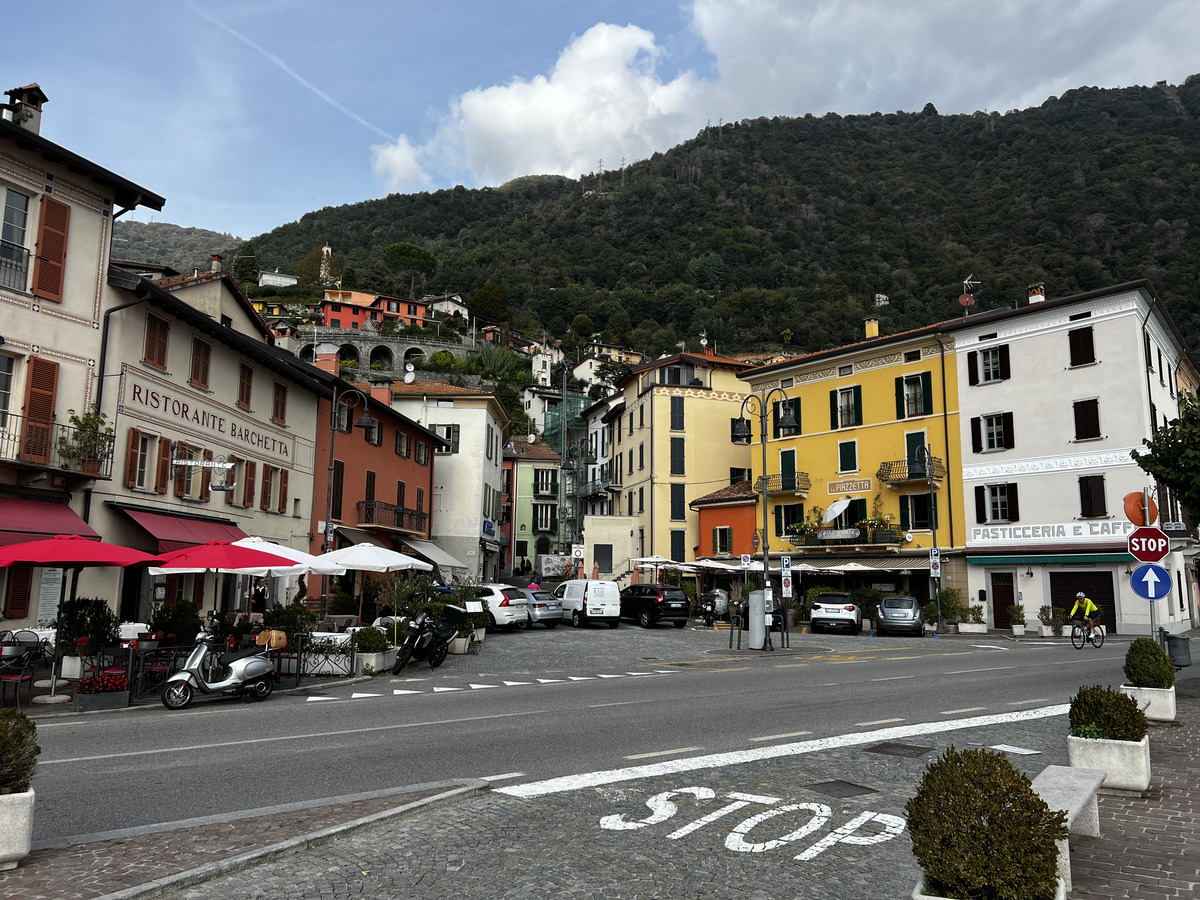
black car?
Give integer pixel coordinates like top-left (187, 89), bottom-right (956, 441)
top-left (619, 583), bottom-right (691, 628)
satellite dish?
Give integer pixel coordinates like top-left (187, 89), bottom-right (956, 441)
top-left (528, 433), bottom-right (537, 444)
top-left (958, 293), bottom-right (975, 307)
top-left (403, 372), bottom-right (415, 384)
top-left (405, 362), bottom-right (415, 372)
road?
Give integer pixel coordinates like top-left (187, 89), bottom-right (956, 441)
top-left (31, 624), bottom-right (1129, 846)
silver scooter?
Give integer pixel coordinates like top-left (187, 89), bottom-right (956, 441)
top-left (161, 634), bottom-right (276, 709)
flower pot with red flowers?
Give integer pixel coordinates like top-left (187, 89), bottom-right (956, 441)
top-left (72, 674), bottom-right (130, 712)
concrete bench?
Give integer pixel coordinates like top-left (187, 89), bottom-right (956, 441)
top-left (1031, 764), bottom-right (1106, 892)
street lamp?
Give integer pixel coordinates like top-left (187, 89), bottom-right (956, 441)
top-left (914, 443), bottom-right (941, 633)
top-left (733, 388), bottom-right (797, 652)
top-left (321, 387), bottom-right (376, 609)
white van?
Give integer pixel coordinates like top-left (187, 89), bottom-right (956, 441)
top-left (552, 579), bottom-right (621, 628)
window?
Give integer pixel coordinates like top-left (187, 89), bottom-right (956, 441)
top-left (1073, 399), bottom-right (1101, 440)
top-left (671, 483), bottom-right (685, 520)
top-left (331, 460), bottom-right (344, 519)
top-left (486, 424), bottom-right (494, 460)
top-left (124, 428), bottom-right (155, 490)
top-left (901, 493), bottom-right (937, 530)
top-left (0, 355), bottom-right (13, 426)
top-left (638, 442), bottom-right (644, 470)
top-left (1068, 327), bottom-right (1095, 367)
top-left (730, 467), bottom-right (751, 484)
top-left (188, 338), bottom-right (211, 388)
top-left (237, 364), bottom-right (253, 408)
top-left (364, 470), bottom-right (376, 503)
top-left (628, 412), bottom-right (633, 435)
top-left (712, 526), bottom-right (733, 554)
top-left (895, 372), bottom-right (932, 418)
top-left (365, 418), bottom-right (383, 446)
top-left (144, 314), bottom-right (169, 369)
top-left (772, 398), bottom-right (799, 437)
top-left (627, 491), bottom-right (634, 516)
top-left (971, 412), bottom-right (1015, 452)
top-left (416, 487), bottom-right (425, 513)
top-left (534, 469), bottom-right (558, 497)
top-left (0, 187), bottom-right (30, 291)
top-left (434, 424), bottom-right (460, 453)
top-left (415, 441), bottom-right (429, 465)
top-left (272, 383), bottom-right (287, 424)
top-left (594, 543), bottom-right (613, 574)
top-left (639, 487), bottom-right (645, 513)
top-left (838, 365), bottom-right (853, 376)
top-left (670, 529), bottom-right (686, 562)
top-left (830, 386), bottom-right (863, 428)
top-left (670, 396), bottom-right (684, 430)
top-left (534, 503), bottom-right (555, 532)
top-left (395, 432), bottom-right (411, 457)
top-left (967, 346), bottom-right (1010, 385)
top-left (639, 405), bottom-right (645, 429)
top-left (670, 437), bottom-right (685, 475)
top-left (330, 319), bottom-right (341, 329)
top-left (1079, 475), bottom-right (1107, 518)
top-left (407, 303), bottom-right (417, 316)
top-left (975, 483), bottom-right (1019, 523)
top-left (838, 440), bottom-right (857, 473)
top-left (773, 502), bottom-right (803, 536)
top-left (396, 481), bottom-right (406, 509)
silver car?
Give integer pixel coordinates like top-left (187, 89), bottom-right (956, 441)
top-left (519, 588), bottom-right (563, 629)
top-left (875, 595), bottom-right (924, 636)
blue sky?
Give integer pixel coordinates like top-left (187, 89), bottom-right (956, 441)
top-left (9, 1), bottom-right (1200, 240)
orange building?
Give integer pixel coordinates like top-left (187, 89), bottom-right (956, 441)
top-left (689, 481), bottom-right (760, 560)
top-left (312, 289), bottom-right (430, 331)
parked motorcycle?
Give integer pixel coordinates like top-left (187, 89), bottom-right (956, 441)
top-left (161, 634), bottom-right (276, 710)
top-left (392, 605), bottom-right (465, 673)
top-left (700, 597), bottom-right (718, 627)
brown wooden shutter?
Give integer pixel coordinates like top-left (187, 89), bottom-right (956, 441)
top-left (173, 441), bottom-right (189, 497)
top-left (31, 194), bottom-right (70, 303)
top-left (20, 357), bottom-right (58, 464)
top-left (260, 464), bottom-right (273, 510)
top-left (277, 469), bottom-right (289, 514)
top-left (125, 427), bottom-right (142, 488)
top-left (225, 455), bottom-right (238, 506)
top-left (243, 461), bottom-right (257, 508)
top-left (155, 437), bottom-right (172, 493)
top-left (201, 448), bottom-right (213, 502)
top-left (3, 565), bottom-right (33, 619)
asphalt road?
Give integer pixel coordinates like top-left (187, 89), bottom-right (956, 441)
top-left (30, 624), bottom-right (1131, 844)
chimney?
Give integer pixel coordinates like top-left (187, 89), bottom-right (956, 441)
top-left (3, 84), bottom-right (48, 135)
top-left (314, 341), bottom-right (340, 376)
top-left (370, 384), bottom-right (392, 405)
top-left (210, 254), bottom-right (224, 273)
top-left (1027, 283), bottom-right (1046, 304)
top-left (865, 317), bottom-right (880, 339)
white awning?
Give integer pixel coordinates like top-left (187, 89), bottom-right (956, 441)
top-left (400, 538), bottom-right (470, 573)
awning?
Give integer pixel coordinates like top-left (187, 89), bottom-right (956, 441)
top-left (335, 526), bottom-right (391, 550)
top-left (800, 557), bottom-right (931, 572)
top-left (123, 509), bottom-right (247, 553)
top-left (400, 538), bottom-right (470, 572)
top-left (0, 497), bottom-right (100, 546)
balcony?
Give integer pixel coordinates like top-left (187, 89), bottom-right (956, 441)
top-left (785, 526), bottom-right (904, 548)
top-left (755, 472), bottom-right (812, 497)
top-left (356, 500), bottom-right (429, 534)
top-left (0, 412), bottom-right (116, 479)
top-left (581, 476), bottom-right (610, 498)
top-left (0, 240), bottom-right (29, 292)
top-left (876, 456), bottom-right (946, 488)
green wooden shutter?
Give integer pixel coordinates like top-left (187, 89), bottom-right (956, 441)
top-left (774, 504), bottom-right (783, 537)
top-left (829, 390), bottom-right (839, 430)
top-left (791, 397), bottom-right (801, 434)
top-left (712, 528), bottom-right (719, 554)
top-left (895, 377), bottom-right (906, 420)
top-left (899, 497), bottom-right (910, 531)
top-left (920, 372), bottom-right (933, 416)
top-left (853, 499), bottom-right (867, 522)
top-left (772, 401), bottom-right (781, 439)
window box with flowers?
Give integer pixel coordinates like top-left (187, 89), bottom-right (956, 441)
top-left (784, 521), bottom-right (819, 545)
top-left (71, 674), bottom-right (130, 712)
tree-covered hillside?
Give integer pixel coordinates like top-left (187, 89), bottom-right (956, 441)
top-left (118, 76), bottom-right (1200, 362)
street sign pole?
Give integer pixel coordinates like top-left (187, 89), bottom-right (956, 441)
top-left (1144, 488), bottom-right (1156, 638)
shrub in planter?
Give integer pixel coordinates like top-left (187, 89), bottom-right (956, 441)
top-left (1068, 684), bottom-right (1147, 742)
top-left (1008, 604), bottom-right (1025, 625)
top-left (906, 746), bottom-right (1066, 900)
top-left (148, 601), bottom-right (204, 646)
top-left (965, 604), bottom-right (985, 624)
top-left (262, 601), bottom-right (320, 642)
top-left (57, 597), bottom-right (120, 656)
top-left (0, 709), bottom-right (39, 795)
top-left (353, 626), bottom-right (391, 654)
top-left (1123, 638), bottom-right (1175, 689)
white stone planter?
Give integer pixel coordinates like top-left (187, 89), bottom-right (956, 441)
top-left (474, 627), bottom-right (487, 642)
top-left (1011, 624), bottom-right (1025, 636)
top-left (914, 875), bottom-right (1064, 900)
top-left (449, 636), bottom-right (471, 654)
top-left (958, 623), bottom-right (987, 634)
top-left (354, 648), bottom-right (398, 676)
top-left (1039, 624), bottom-right (1058, 638)
top-left (60, 655), bottom-right (83, 680)
top-left (1066, 734), bottom-right (1151, 792)
top-left (0, 789), bottom-right (34, 871)
top-left (1119, 684), bottom-right (1176, 722)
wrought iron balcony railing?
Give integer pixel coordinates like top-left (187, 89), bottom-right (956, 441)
top-left (754, 471), bottom-right (812, 496)
top-left (785, 526), bottom-right (904, 548)
top-left (876, 457), bottom-right (946, 487)
top-left (581, 477), bottom-right (610, 498)
top-left (0, 411), bottom-right (115, 478)
top-left (356, 500), bottom-right (429, 534)
top-left (0, 239), bottom-right (30, 292)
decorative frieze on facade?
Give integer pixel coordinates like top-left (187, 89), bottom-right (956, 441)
top-left (963, 449), bottom-right (1136, 482)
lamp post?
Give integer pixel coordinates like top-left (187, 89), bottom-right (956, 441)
top-left (915, 443), bottom-right (941, 634)
top-left (733, 388), bottom-right (797, 652)
top-left (321, 386), bottom-right (376, 611)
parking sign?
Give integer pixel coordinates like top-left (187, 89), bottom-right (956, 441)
top-left (782, 575), bottom-right (792, 598)
top-left (741, 554), bottom-right (751, 568)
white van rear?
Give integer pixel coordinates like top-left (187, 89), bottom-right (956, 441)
top-left (552, 579), bottom-right (621, 628)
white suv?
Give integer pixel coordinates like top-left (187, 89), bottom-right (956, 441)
top-left (478, 584), bottom-right (529, 631)
top-left (810, 592), bottom-right (862, 634)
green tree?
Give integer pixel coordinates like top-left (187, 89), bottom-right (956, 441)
top-left (1131, 391), bottom-right (1200, 528)
top-left (340, 266), bottom-right (358, 290)
top-left (231, 242), bottom-right (259, 286)
top-left (570, 313), bottom-right (595, 338)
top-left (471, 282), bottom-right (510, 323)
top-left (595, 359), bottom-right (633, 389)
top-left (383, 242), bottom-right (437, 299)
top-left (295, 248), bottom-right (324, 286)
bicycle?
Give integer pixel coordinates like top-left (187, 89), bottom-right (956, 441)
top-left (1070, 618), bottom-right (1105, 649)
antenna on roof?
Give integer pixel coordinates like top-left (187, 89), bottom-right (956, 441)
top-left (959, 275), bottom-right (980, 316)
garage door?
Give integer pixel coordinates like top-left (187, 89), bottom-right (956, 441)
top-left (1049, 571), bottom-right (1117, 634)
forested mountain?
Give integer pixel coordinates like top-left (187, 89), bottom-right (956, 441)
top-left (112, 222), bottom-right (242, 275)
top-left (117, 76), bottom-right (1200, 362)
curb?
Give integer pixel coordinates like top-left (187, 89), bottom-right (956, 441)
top-left (90, 778), bottom-right (490, 900)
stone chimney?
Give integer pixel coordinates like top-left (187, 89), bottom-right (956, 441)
top-left (865, 317), bottom-right (880, 339)
top-left (210, 254), bottom-right (224, 273)
top-left (1027, 283), bottom-right (1046, 304)
top-left (3, 84), bottom-right (48, 135)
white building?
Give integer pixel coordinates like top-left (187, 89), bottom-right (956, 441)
top-left (949, 281), bottom-right (1199, 636)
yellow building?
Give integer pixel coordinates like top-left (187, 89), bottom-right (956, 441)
top-left (739, 318), bottom-right (966, 597)
top-left (609, 350), bottom-right (753, 565)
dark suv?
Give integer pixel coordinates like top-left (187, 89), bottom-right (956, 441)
top-left (619, 583), bottom-right (691, 628)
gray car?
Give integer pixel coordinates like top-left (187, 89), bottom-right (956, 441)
top-left (875, 594), bottom-right (924, 636)
top-left (519, 588), bottom-right (563, 629)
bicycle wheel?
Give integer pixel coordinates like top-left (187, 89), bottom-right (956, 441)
top-left (1091, 625), bottom-right (1105, 648)
top-left (1070, 623), bottom-right (1086, 650)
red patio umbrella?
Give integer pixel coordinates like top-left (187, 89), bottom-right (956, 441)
top-left (0, 534), bottom-right (159, 697)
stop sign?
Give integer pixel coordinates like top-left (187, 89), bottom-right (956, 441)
top-left (1128, 526), bottom-right (1170, 563)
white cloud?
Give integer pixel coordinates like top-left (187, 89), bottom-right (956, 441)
top-left (371, 135), bottom-right (433, 194)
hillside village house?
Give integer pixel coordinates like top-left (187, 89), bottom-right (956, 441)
top-left (0, 83), bottom-right (165, 627)
top-left (311, 288), bottom-right (430, 332)
top-left (502, 438), bottom-right (562, 575)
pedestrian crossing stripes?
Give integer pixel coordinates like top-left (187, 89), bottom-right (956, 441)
top-left (303, 670), bottom-right (676, 701)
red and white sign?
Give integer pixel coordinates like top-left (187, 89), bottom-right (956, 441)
top-left (1128, 526), bottom-right (1170, 563)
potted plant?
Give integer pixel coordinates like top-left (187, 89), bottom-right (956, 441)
top-left (959, 604), bottom-right (988, 634)
top-left (1008, 604), bottom-right (1026, 637)
top-left (352, 625), bottom-right (397, 675)
top-left (55, 406), bottom-right (115, 474)
top-left (1119, 637), bottom-right (1176, 722)
top-left (906, 745), bottom-right (1067, 899)
top-left (0, 709), bottom-right (40, 871)
top-left (1067, 684), bottom-right (1151, 791)
top-left (72, 672), bottom-right (130, 712)
top-left (56, 597), bottom-right (120, 680)
top-left (1037, 606), bottom-right (1065, 638)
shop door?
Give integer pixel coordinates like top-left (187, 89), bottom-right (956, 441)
top-left (1049, 571), bottom-right (1116, 633)
top-left (990, 572), bottom-right (1015, 628)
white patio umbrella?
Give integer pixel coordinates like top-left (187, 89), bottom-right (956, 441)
top-left (630, 554), bottom-right (675, 581)
top-left (822, 498), bottom-right (852, 523)
top-left (320, 543), bottom-right (433, 573)
top-left (230, 536), bottom-right (347, 576)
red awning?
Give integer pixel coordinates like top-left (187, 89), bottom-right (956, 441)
top-left (0, 497), bottom-right (100, 546)
top-left (123, 509), bottom-right (247, 553)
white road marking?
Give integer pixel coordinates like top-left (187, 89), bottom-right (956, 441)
top-left (940, 707), bottom-right (987, 715)
top-left (750, 731), bottom-right (813, 743)
top-left (350, 693), bottom-right (381, 699)
top-left (729, 792), bottom-right (782, 804)
top-left (588, 699), bottom-right (655, 709)
top-left (870, 676), bottom-right (914, 682)
top-left (478, 772), bottom-right (525, 782)
top-left (538, 678), bottom-right (565, 683)
top-left (568, 676), bottom-right (594, 681)
top-left (497, 705), bottom-right (1070, 799)
top-left (503, 681), bottom-right (532, 686)
top-left (306, 696), bottom-right (337, 702)
top-left (597, 674), bottom-right (626, 679)
top-left (468, 684), bottom-right (498, 690)
top-left (990, 744), bottom-right (1040, 755)
top-left (625, 747), bottom-right (704, 760)
top-left (1007, 698), bottom-right (1051, 705)
top-left (432, 687), bottom-right (464, 692)
top-left (393, 689), bottom-right (423, 695)
top-left (970, 644), bottom-right (1007, 650)
top-left (855, 718), bottom-right (905, 727)
top-left (945, 665), bottom-right (1014, 675)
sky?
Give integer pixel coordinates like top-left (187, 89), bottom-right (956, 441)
top-left (9, 1), bottom-right (1200, 241)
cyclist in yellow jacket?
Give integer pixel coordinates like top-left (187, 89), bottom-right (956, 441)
top-left (1069, 592), bottom-right (1099, 632)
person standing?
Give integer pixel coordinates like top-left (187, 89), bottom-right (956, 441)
top-left (250, 578), bottom-right (269, 616)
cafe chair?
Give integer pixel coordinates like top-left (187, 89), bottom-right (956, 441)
top-left (0, 650), bottom-right (37, 711)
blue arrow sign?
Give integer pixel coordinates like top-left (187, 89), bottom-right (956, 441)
top-left (1130, 563), bottom-right (1172, 601)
